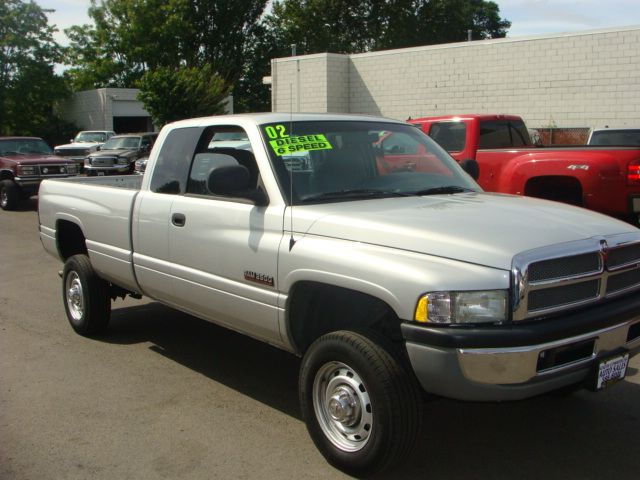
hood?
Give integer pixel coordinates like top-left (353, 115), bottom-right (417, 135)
top-left (292, 193), bottom-right (638, 270)
top-left (55, 141), bottom-right (102, 149)
top-left (0, 154), bottom-right (74, 165)
top-left (89, 149), bottom-right (137, 158)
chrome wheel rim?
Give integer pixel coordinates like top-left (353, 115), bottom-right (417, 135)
top-left (65, 271), bottom-right (84, 322)
top-left (312, 361), bottom-right (373, 452)
top-left (0, 187), bottom-right (7, 208)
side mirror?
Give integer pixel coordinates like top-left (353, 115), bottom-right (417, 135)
top-left (459, 159), bottom-right (479, 181)
top-left (207, 165), bottom-right (268, 206)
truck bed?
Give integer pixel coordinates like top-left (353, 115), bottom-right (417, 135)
top-left (38, 175), bottom-right (143, 292)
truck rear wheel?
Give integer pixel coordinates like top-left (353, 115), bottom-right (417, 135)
top-left (62, 254), bottom-right (111, 336)
top-left (299, 331), bottom-right (422, 476)
top-left (0, 179), bottom-right (20, 210)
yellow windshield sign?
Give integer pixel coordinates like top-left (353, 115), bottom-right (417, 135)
top-left (264, 124), bottom-right (333, 156)
top-left (269, 134), bottom-right (333, 156)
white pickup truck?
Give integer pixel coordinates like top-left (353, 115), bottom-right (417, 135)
top-left (39, 113), bottom-right (640, 476)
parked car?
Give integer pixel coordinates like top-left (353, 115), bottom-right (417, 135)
top-left (38, 113), bottom-right (640, 475)
top-left (0, 136), bottom-right (78, 210)
top-left (54, 130), bottom-right (115, 171)
top-left (587, 127), bottom-right (640, 146)
top-left (85, 132), bottom-right (158, 175)
top-left (134, 157), bottom-right (148, 175)
top-left (409, 114), bottom-right (640, 223)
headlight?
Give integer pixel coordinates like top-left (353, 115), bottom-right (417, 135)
top-left (414, 290), bottom-right (508, 324)
top-left (117, 157), bottom-right (128, 165)
top-left (17, 165), bottom-right (37, 176)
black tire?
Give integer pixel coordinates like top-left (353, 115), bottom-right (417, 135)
top-left (62, 254), bottom-right (111, 336)
top-left (299, 331), bottom-right (422, 477)
top-left (0, 179), bottom-right (20, 210)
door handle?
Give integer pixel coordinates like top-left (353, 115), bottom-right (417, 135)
top-left (171, 213), bottom-right (186, 227)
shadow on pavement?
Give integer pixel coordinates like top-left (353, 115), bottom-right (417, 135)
top-left (105, 301), bottom-right (302, 419)
top-left (105, 302), bottom-right (640, 480)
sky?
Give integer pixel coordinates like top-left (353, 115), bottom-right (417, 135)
top-left (39, 0), bottom-right (640, 46)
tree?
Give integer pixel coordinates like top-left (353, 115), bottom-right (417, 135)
top-left (65, 0), bottom-right (269, 88)
top-left (259, 0), bottom-right (510, 55)
top-left (137, 65), bottom-right (230, 126)
top-left (0, 0), bottom-right (75, 141)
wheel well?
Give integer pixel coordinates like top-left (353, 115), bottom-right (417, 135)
top-left (0, 169), bottom-right (15, 181)
top-left (56, 220), bottom-right (87, 261)
top-left (287, 281), bottom-right (402, 355)
top-left (524, 175), bottom-right (583, 206)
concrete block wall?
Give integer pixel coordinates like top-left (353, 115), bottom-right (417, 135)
top-left (271, 26), bottom-right (640, 128)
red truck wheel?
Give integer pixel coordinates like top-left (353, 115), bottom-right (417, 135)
top-left (62, 254), bottom-right (111, 336)
top-left (299, 330), bottom-right (422, 476)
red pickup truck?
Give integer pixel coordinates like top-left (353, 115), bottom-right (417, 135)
top-left (406, 114), bottom-right (640, 222)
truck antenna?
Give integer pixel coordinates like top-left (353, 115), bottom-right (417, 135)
top-left (289, 83), bottom-right (296, 251)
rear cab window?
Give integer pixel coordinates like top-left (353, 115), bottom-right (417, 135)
top-left (478, 120), bottom-right (531, 149)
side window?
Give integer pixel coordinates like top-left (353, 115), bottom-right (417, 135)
top-left (150, 127), bottom-right (203, 195)
top-left (381, 132), bottom-right (419, 155)
top-left (479, 121), bottom-right (512, 149)
top-left (429, 122), bottom-right (466, 152)
top-left (185, 125), bottom-right (259, 198)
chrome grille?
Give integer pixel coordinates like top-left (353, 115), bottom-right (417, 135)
top-left (607, 269), bottom-right (640, 294)
top-left (512, 233), bottom-right (640, 321)
top-left (55, 148), bottom-right (86, 157)
top-left (608, 243), bottom-right (640, 269)
top-left (528, 280), bottom-right (600, 311)
top-left (528, 252), bottom-right (601, 282)
top-left (38, 164), bottom-right (73, 176)
top-left (90, 156), bottom-right (116, 167)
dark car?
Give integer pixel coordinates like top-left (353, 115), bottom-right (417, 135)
top-left (84, 132), bottom-right (158, 175)
top-left (0, 137), bottom-right (78, 210)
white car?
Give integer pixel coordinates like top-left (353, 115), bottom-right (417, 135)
top-left (54, 130), bottom-right (115, 170)
top-left (587, 127), bottom-right (640, 146)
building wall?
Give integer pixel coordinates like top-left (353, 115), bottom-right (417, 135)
top-left (57, 88), bottom-right (150, 131)
top-left (271, 26), bottom-right (640, 128)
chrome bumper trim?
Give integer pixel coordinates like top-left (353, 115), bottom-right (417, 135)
top-left (457, 318), bottom-right (640, 384)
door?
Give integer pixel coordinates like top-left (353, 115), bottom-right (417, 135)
top-left (166, 126), bottom-right (285, 344)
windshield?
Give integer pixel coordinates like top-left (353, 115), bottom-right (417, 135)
top-left (102, 136), bottom-right (140, 150)
top-left (75, 131), bottom-right (107, 143)
top-left (590, 129), bottom-right (640, 146)
top-left (0, 138), bottom-right (52, 156)
top-left (260, 120), bottom-right (480, 205)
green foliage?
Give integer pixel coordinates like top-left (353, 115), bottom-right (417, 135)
top-left (0, 0), bottom-right (75, 137)
top-left (261, 0), bottom-right (511, 55)
top-left (137, 65), bottom-right (231, 126)
top-left (63, 0), bottom-right (510, 114)
top-left (65, 0), bottom-right (269, 90)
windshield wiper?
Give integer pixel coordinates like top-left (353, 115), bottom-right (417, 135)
top-left (412, 186), bottom-right (475, 196)
top-left (301, 189), bottom-right (411, 202)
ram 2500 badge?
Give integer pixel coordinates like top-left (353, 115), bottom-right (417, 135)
top-left (38, 113), bottom-right (640, 476)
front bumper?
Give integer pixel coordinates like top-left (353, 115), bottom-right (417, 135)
top-left (402, 294), bottom-right (640, 401)
top-left (84, 164), bottom-right (131, 173)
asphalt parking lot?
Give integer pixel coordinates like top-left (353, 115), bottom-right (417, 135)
top-left (1, 199), bottom-right (640, 480)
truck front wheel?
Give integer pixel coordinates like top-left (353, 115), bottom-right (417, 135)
top-left (62, 254), bottom-right (111, 336)
top-left (299, 331), bottom-right (422, 476)
top-left (0, 179), bottom-right (20, 210)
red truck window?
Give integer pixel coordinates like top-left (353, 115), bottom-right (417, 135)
top-left (479, 120), bottom-right (531, 149)
top-left (429, 122), bottom-right (466, 152)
